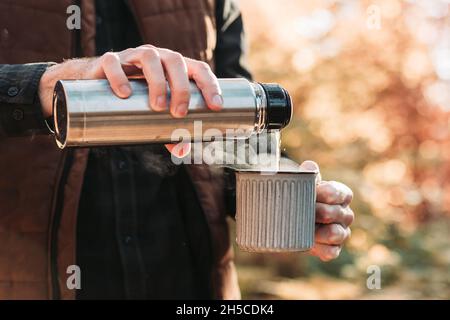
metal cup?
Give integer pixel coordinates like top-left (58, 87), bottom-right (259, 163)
top-left (236, 170), bottom-right (317, 252)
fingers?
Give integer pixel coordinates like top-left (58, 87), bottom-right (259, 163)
top-left (299, 160), bottom-right (321, 182)
top-left (158, 49), bottom-right (191, 118)
top-left (311, 204), bottom-right (353, 262)
top-left (298, 161), bottom-right (354, 262)
top-left (316, 203), bottom-right (354, 226)
top-left (310, 244), bottom-right (342, 262)
top-left (315, 223), bottom-right (351, 245)
top-left (299, 161), bottom-right (352, 206)
top-left (316, 180), bottom-right (353, 206)
top-left (137, 48), bottom-right (167, 111)
top-left (121, 46), bottom-right (191, 116)
top-left (119, 47), bottom-right (167, 111)
top-left (299, 160), bottom-right (319, 172)
top-left (165, 143), bottom-right (191, 158)
top-left (101, 52), bottom-right (132, 98)
top-left (186, 58), bottom-right (223, 111)
top-left (109, 46), bottom-right (221, 117)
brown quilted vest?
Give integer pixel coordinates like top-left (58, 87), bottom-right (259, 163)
top-left (0, 0), bottom-right (239, 299)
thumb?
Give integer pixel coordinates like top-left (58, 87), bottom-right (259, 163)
top-left (165, 142), bottom-right (191, 158)
top-left (299, 160), bottom-right (321, 183)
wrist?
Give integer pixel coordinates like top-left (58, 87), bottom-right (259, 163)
top-left (38, 64), bottom-right (58, 118)
top-left (38, 58), bottom-right (100, 118)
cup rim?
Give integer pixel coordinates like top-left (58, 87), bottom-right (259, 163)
top-left (235, 169), bottom-right (318, 175)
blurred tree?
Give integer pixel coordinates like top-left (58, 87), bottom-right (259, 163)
top-left (236, 0), bottom-right (450, 299)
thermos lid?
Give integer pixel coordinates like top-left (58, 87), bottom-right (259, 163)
top-left (260, 83), bottom-right (293, 130)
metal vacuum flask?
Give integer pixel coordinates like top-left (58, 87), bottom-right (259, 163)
top-left (52, 78), bottom-right (292, 148)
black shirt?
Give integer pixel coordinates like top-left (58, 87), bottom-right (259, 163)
top-left (77, 146), bottom-right (213, 299)
top-left (75, 0), bottom-right (250, 299)
top-left (0, 0), bottom-right (251, 300)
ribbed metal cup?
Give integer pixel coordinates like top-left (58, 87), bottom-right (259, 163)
top-left (236, 171), bottom-right (317, 252)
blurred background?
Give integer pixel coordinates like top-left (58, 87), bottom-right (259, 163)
top-left (234, 0), bottom-right (450, 299)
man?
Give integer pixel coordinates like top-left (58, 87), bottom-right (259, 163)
top-left (0, 0), bottom-right (354, 299)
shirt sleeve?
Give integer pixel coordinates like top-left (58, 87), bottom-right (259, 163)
top-left (214, 0), bottom-right (253, 80)
top-left (0, 63), bottom-right (54, 137)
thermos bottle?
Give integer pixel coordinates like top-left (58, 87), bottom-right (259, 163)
top-left (52, 78), bottom-right (292, 148)
top-left (51, 78), bottom-right (317, 254)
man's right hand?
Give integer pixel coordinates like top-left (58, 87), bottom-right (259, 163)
top-left (38, 45), bottom-right (223, 156)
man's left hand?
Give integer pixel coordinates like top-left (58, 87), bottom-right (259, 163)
top-left (299, 161), bottom-right (354, 261)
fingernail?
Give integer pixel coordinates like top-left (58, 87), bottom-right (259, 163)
top-left (175, 103), bottom-right (188, 117)
top-left (182, 143), bottom-right (191, 155)
top-left (178, 145), bottom-right (184, 158)
top-left (120, 84), bottom-right (131, 97)
top-left (156, 95), bottom-right (166, 110)
top-left (212, 94), bottom-right (223, 108)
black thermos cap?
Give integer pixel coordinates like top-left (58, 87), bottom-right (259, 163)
top-left (260, 83), bottom-right (293, 130)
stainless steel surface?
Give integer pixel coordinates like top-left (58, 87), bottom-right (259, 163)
top-left (53, 78), bottom-right (267, 148)
top-left (236, 171), bottom-right (317, 252)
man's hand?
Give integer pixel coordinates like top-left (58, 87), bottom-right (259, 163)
top-left (299, 161), bottom-right (354, 261)
top-left (38, 45), bottom-right (223, 156)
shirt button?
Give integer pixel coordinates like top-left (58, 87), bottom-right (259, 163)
top-left (7, 86), bottom-right (19, 97)
top-left (12, 109), bottom-right (24, 121)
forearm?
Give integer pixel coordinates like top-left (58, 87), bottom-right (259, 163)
top-left (0, 63), bottom-right (54, 137)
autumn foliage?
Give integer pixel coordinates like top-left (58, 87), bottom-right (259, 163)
top-left (236, 0), bottom-right (450, 299)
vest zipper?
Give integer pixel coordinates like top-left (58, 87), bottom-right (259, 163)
top-left (49, 149), bottom-right (74, 299)
top-left (48, 0), bottom-right (80, 299)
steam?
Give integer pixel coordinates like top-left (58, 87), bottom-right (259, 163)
top-left (123, 144), bottom-right (178, 176)
top-left (97, 131), bottom-right (286, 177)
top-left (181, 130), bottom-right (283, 172)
